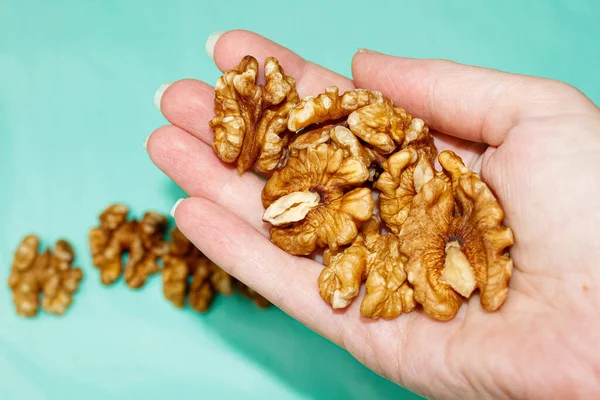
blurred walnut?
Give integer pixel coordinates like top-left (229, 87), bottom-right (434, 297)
top-left (237, 281), bottom-right (271, 309)
top-left (318, 216), bottom-right (415, 319)
top-left (287, 86), bottom-right (386, 132)
top-left (399, 151), bottom-right (514, 321)
top-left (210, 55), bottom-right (300, 174)
top-left (7, 235), bottom-right (83, 318)
top-left (162, 227), bottom-right (234, 313)
top-left (41, 239), bottom-right (83, 315)
top-left (7, 235), bottom-right (49, 317)
top-left (262, 128), bottom-right (375, 255)
top-left (89, 204), bottom-right (167, 288)
top-left (123, 211), bottom-right (169, 289)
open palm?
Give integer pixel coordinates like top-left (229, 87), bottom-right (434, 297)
top-left (147, 31), bottom-right (600, 400)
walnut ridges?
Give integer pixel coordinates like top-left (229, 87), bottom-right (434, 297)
top-left (210, 55), bottom-right (515, 321)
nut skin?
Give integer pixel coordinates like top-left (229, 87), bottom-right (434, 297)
top-left (210, 55), bottom-right (300, 174)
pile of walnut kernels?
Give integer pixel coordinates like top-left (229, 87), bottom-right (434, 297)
top-left (210, 55), bottom-right (515, 321)
top-left (7, 204), bottom-right (269, 318)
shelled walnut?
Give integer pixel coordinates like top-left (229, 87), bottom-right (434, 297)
top-left (7, 235), bottom-right (83, 318)
top-left (41, 240), bottom-right (84, 315)
top-left (318, 216), bottom-right (415, 319)
top-left (162, 227), bottom-right (234, 312)
top-left (210, 55), bottom-right (300, 174)
top-left (89, 204), bottom-right (168, 288)
top-left (211, 55), bottom-right (515, 322)
top-left (262, 126), bottom-right (375, 255)
top-left (399, 151), bottom-right (514, 321)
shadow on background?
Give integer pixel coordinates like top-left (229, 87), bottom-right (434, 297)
top-left (163, 179), bottom-right (421, 399)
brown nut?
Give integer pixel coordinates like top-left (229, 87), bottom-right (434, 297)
top-left (210, 55), bottom-right (300, 174)
top-left (123, 211), bottom-right (168, 289)
top-left (7, 235), bottom-right (48, 317)
top-left (262, 133), bottom-right (374, 255)
top-left (346, 102), bottom-right (413, 153)
top-left (287, 86), bottom-right (386, 132)
top-left (374, 147), bottom-right (437, 234)
top-left (318, 216), bottom-right (415, 319)
top-left (399, 151), bottom-right (514, 321)
top-left (89, 205), bottom-right (167, 288)
top-left (162, 227), bottom-right (235, 313)
top-left (41, 239), bottom-right (83, 316)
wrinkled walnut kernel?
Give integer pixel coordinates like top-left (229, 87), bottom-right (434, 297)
top-left (238, 281), bottom-right (271, 308)
top-left (8, 235), bottom-right (83, 317)
top-left (42, 240), bottom-right (83, 315)
top-left (347, 102), bottom-right (412, 153)
top-left (210, 55), bottom-right (300, 174)
top-left (162, 227), bottom-right (234, 313)
top-left (375, 147), bottom-right (438, 234)
top-left (287, 86), bottom-right (386, 132)
top-left (399, 151), bottom-right (514, 321)
top-left (262, 136), bottom-right (374, 255)
top-left (7, 235), bottom-right (48, 317)
top-left (318, 216), bottom-right (415, 319)
top-left (89, 204), bottom-right (167, 288)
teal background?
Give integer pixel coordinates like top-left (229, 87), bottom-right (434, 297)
top-left (1, 1), bottom-right (599, 399)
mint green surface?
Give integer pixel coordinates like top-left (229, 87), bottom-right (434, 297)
top-left (1, 1), bottom-right (599, 399)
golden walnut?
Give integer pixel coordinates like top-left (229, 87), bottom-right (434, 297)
top-left (262, 127), bottom-right (375, 255)
top-left (399, 151), bottom-right (514, 321)
top-left (210, 55), bottom-right (300, 174)
top-left (318, 216), bottom-right (415, 319)
top-left (7, 235), bottom-right (83, 318)
top-left (89, 204), bottom-right (168, 288)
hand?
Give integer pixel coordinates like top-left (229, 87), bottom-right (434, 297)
top-left (146, 30), bottom-right (600, 400)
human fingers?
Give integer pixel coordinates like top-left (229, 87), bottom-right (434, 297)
top-left (154, 79), bottom-right (215, 144)
top-left (352, 51), bottom-right (597, 146)
top-left (209, 29), bottom-right (355, 97)
top-left (146, 124), bottom-right (269, 236)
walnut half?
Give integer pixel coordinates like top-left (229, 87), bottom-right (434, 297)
top-left (210, 55), bottom-right (300, 174)
top-left (399, 151), bottom-right (514, 321)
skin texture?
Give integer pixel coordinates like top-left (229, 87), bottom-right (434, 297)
top-left (147, 30), bottom-right (600, 400)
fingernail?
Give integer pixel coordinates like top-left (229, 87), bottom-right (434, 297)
top-left (143, 134), bottom-right (150, 150)
top-left (358, 48), bottom-right (369, 53)
top-left (170, 198), bottom-right (185, 218)
top-left (154, 82), bottom-right (172, 111)
top-left (205, 31), bottom-right (225, 60)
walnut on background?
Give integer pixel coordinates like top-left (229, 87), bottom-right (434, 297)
top-left (162, 227), bottom-right (234, 312)
top-left (210, 55), bottom-right (300, 174)
top-left (41, 239), bottom-right (83, 315)
top-left (7, 235), bottom-right (49, 317)
top-left (7, 235), bottom-right (83, 317)
top-left (262, 127), bottom-right (375, 255)
top-left (89, 204), bottom-right (167, 288)
top-left (318, 216), bottom-right (415, 319)
top-left (399, 151), bottom-right (514, 321)
top-left (237, 281), bottom-right (271, 309)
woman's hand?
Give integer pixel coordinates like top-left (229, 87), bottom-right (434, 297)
top-left (147, 30), bottom-right (600, 400)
